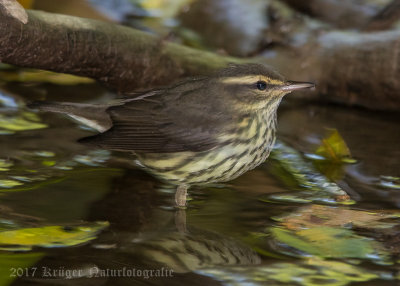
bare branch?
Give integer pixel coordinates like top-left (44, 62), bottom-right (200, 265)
top-left (280, 0), bottom-right (375, 29)
top-left (0, 9), bottom-right (238, 92)
top-left (1, 8), bottom-right (400, 110)
top-left (0, 0), bottom-right (28, 24)
top-left (365, 0), bottom-right (400, 31)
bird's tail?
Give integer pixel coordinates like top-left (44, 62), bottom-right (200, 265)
top-left (28, 101), bottom-right (76, 113)
top-left (28, 101), bottom-right (112, 132)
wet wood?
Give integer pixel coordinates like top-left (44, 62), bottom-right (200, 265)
top-left (270, 31), bottom-right (400, 110)
top-left (0, 9), bottom-right (238, 92)
top-left (1, 6), bottom-right (400, 110)
top-left (280, 0), bottom-right (379, 29)
top-left (0, 0), bottom-right (28, 23)
top-left (315, 31), bottom-right (400, 110)
top-left (365, 0), bottom-right (400, 31)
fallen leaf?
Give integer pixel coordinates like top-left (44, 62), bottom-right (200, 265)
top-left (275, 204), bottom-right (400, 231)
top-left (269, 226), bottom-right (388, 262)
top-left (267, 141), bottom-right (353, 205)
top-left (0, 111), bottom-right (47, 132)
top-left (315, 129), bottom-right (355, 163)
top-left (0, 252), bottom-right (43, 286)
top-left (0, 221), bottom-right (109, 251)
top-left (198, 257), bottom-right (391, 286)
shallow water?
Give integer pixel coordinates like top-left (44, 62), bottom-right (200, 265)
top-left (0, 82), bottom-right (399, 286)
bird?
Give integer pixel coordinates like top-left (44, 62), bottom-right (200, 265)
top-left (29, 63), bottom-right (314, 207)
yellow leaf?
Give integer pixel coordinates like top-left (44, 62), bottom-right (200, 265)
top-left (0, 112), bottom-right (47, 132)
top-left (140, 0), bottom-right (194, 18)
top-left (0, 179), bottom-right (23, 188)
top-left (315, 129), bottom-right (355, 163)
top-left (0, 159), bottom-right (13, 171)
top-left (270, 226), bottom-right (388, 261)
top-left (17, 0), bottom-right (34, 9)
top-left (0, 252), bottom-right (43, 286)
top-left (0, 70), bottom-right (94, 85)
top-left (0, 222), bottom-right (109, 251)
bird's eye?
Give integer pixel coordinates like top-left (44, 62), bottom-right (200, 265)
top-left (256, 81), bottom-right (267, 91)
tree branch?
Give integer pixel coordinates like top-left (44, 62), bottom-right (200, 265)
top-left (0, 0), bottom-right (28, 24)
top-left (280, 0), bottom-right (376, 29)
top-left (1, 7), bottom-right (400, 110)
top-left (365, 0), bottom-right (400, 31)
top-left (315, 31), bottom-right (400, 110)
top-left (0, 9), bottom-right (238, 92)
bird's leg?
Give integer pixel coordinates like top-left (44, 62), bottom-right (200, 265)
top-left (175, 208), bottom-right (187, 233)
top-left (175, 184), bottom-right (188, 207)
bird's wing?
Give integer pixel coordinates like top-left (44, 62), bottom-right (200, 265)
top-left (79, 87), bottom-right (235, 153)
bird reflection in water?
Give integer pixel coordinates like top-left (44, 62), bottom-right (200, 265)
top-left (87, 169), bottom-right (261, 275)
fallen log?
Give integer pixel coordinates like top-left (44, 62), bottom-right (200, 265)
top-left (0, 7), bottom-right (238, 92)
top-left (365, 0), bottom-right (400, 31)
top-left (280, 0), bottom-right (384, 29)
top-left (1, 3), bottom-right (400, 110)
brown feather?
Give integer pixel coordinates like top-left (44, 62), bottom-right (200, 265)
top-left (79, 77), bottom-right (238, 152)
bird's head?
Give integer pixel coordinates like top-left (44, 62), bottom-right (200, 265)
top-left (210, 63), bottom-right (315, 112)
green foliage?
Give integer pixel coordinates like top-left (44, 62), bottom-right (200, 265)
top-left (0, 69), bottom-right (94, 85)
top-left (199, 258), bottom-right (385, 286)
top-left (0, 222), bottom-right (109, 251)
top-left (0, 112), bottom-right (47, 133)
top-left (269, 226), bottom-right (388, 262)
top-left (267, 140), bottom-right (354, 205)
top-left (315, 129), bottom-right (355, 163)
top-left (0, 252), bottom-right (43, 286)
top-left (308, 129), bottom-right (356, 181)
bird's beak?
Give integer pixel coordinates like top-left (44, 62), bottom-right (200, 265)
top-left (280, 81), bottom-right (315, 92)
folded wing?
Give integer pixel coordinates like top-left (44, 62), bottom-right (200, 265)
top-left (79, 85), bottom-right (235, 153)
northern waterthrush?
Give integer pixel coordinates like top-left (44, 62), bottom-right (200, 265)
top-left (30, 64), bottom-right (314, 206)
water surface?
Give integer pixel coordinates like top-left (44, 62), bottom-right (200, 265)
top-left (0, 82), bottom-right (399, 285)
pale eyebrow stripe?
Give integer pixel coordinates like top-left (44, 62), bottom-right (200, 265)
top-left (219, 76), bottom-right (284, 85)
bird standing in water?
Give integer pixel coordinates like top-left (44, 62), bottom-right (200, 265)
top-left (30, 64), bottom-right (314, 207)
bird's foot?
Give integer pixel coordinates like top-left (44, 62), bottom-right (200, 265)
top-left (175, 184), bottom-right (188, 208)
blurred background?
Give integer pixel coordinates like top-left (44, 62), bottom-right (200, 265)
top-left (0, 0), bottom-right (399, 285)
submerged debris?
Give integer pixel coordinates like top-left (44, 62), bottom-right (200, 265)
top-left (266, 140), bottom-right (353, 205)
